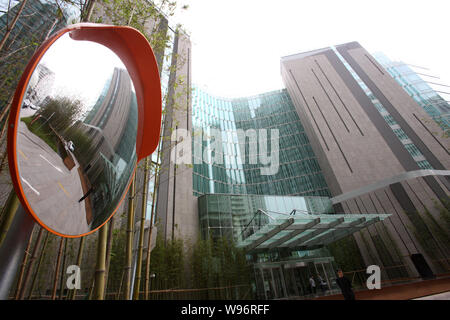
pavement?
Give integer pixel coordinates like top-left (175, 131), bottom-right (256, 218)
top-left (313, 276), bottom-right (450, 300)
top-left (413, 291), bottom-right (450, 300)
top-left (16, 118), bottom-right (91, 235)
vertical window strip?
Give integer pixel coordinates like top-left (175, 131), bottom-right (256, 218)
top-left (331, 46), bottom-right (432, 169)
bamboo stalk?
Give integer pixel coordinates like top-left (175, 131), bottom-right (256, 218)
top-left (103, 215), bottom-right (115, 299)
top-left (58, 238), bottom-right (68, 299)
top-left (0, 105), bottom-right (11, 146)
top-left (69, 236), bottom-right (85, 300)
top-left (116, 270), bottom-right (125, 300)
top-left (123, 176), bottom-right (136, 299)
top-left (144, 153), bottom-right (162, 299)
top-left (93, 223), bottom-right (108, 300)
top-left (18, 227), bottom-right (44, 299)
top-left (0, 95), bottom-right (12, 123)
top-left (26, 231), bottom-right (49, 300)
top-left (51, 237), bottom-right (64, 300)
top-left (133, 157), bottom-right (150, 300)
top-left (0, 190), bottom-right (20, 246)
top-left (88, 276), bottom-right (95, 300)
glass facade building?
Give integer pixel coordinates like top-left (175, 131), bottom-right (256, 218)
top-left (373, 52), bottom-right (450, 134)
top-left (198, 194), bottom-right (338, 299)
top-left (198, 193), bottom-right (334, 241)
top-left (197, 193), bottom-right (389, 299)
top-left (191, 87), bottom-right (391, 299)
top-left (192, 87), bottom-right (331, 197)
top-left (191, 88), bottom-right (336, 298)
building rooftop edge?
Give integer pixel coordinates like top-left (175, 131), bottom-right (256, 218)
top-left (193, 85), bottom-right (288, 101)
top-left (280, 41), bottom-right (362, 61)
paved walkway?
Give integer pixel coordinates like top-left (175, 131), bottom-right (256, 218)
top-left (16, 120), bottom-right (91, 235)
top-left (313, 276), bottom-right (450, 300)
top-left (413, 291), bottom-right (450, 300)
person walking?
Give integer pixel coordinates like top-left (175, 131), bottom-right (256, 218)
top-left (317, 274), bottom-right (327, 294)
top-left (309, 275), bottom-right (316, 295)
top-left (335, 269), bottom-right (355, 300)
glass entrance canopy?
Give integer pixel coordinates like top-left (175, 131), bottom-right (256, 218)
top-left (198, 194), bottom-right (390, 252)
top-left (237, 213), bottom-right (389, 251)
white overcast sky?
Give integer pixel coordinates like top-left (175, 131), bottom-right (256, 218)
top-left (172, 0), bottom-right (450, 98)
top-left (40, 34), bottom-right (126, 108)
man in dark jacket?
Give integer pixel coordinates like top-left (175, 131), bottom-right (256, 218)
top-left (335, 269), bottom-right (355, 300)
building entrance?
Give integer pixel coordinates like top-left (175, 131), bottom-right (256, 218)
top-left (254, 259), bottom-right (337, 299)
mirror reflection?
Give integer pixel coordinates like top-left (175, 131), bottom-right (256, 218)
top-left (16, 33), bottom-right (138, 236)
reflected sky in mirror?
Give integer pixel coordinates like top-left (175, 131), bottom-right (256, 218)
top-left (16, 33), bottom-right (138, 236)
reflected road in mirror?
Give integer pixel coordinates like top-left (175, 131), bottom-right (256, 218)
top-left (16, 33), bottom-right (138, 236)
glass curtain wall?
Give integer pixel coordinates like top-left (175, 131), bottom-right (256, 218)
top-left (373, 52), bottom-right (450, 133)
top-left (192, 87), bottom-right (331, 197)
top-left (198, 193), bottom-right (333, 241)
top-left (198, 193), bottom-right (340, 299)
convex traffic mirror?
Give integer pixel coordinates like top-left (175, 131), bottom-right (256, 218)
top-left (7, 24), bottom-right (162, 237)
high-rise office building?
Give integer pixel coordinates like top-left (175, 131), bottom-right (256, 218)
top-left (155, 30), bottom-right (194, 243)
top-left (156, 83), bottom-right (391, 298)
top-left (4, 1), bottom-right (448, 298)
top-left (281, 41), bottom-right (449, 281)
top-left (191, 88), bottom-right (330, 198)
top-left (155, 41), bottom-right (449, 299)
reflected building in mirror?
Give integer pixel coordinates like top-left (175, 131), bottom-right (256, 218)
top-left (0, 0), bottom-right (68, 112)
top-left (16, 56), bottom-right (138, 235)
top-left (11, 0), bottom-right (174, 296)
top-left (72, 67), bottom-right (138, 228)
top-left (25, 64), bottom-right (55, 109)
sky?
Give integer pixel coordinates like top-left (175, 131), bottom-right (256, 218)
top-left (171, 0), bottom-right (450, 99)
top-left (0, 0), bottom-right (18, 12)
top-left (40, 33), bottom-right (127, 109)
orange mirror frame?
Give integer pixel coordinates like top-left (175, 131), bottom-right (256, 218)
top-left (7, 23), bottom-right (162, 237)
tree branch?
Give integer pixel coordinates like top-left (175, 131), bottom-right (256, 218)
top-left (0, 0), bottom-right (28, 53)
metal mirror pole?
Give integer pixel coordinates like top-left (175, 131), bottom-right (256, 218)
top-left (0, 204), bottom-right (35, 300)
